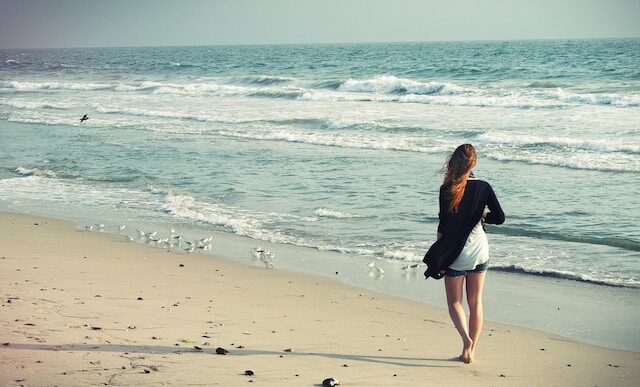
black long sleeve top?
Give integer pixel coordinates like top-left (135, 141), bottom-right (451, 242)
top-left (423, 178), bottom-right (505, 279)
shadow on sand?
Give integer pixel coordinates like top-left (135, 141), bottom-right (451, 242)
top-left (4, 342), bottom-right (459, 368)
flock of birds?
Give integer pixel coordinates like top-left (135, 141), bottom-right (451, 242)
top-left (85, 223), bottom-right (425, 278)
top-left (85, 223), bottom-right (274, 268)
top-left (85, 223), bottom-right (214, 253)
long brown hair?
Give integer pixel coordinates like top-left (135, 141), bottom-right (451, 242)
top-left (442, 144), bottom-right (477, 213)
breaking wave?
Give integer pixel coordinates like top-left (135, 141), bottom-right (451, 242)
top-left (337, 75), bottom-right (465, 95)
top-left (491, 264), bottom-right (640, 288)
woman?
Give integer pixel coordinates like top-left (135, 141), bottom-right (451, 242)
top-left (423, 144), bottom-right (504, 364)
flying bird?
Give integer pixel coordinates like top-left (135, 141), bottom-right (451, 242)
top-left (80, 114), bottom-right (89, 123)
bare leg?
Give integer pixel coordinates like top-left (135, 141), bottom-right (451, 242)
top-left (445, 275), bottom-right (473, 363)
top-left (466, 271), bottom-right (486, 363)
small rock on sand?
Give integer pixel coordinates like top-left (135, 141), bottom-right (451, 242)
top-left (322, 377), bottom-right (340, 386)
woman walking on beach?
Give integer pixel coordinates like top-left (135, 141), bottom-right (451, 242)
top-left (423, 144), bottom-right (505, 363)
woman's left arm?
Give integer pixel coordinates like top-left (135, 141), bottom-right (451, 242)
top-left (484, 184), bottom-right (505, 225)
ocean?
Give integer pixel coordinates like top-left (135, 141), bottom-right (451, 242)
top-left (1, 39), bottom-right (639, 293)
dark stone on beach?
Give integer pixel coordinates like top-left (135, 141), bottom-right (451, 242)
top-left (90, 326), bottom-right (102, 330)
top-left (216, 347), bottom-right (228, 355)
top-left (336, 271), bottom-right (339, 275)
top-left (237, 345), bottom-right (245, 349)
top-left (393, 374), bottom-right (397, 377)
top-left (137, 297), bottom-right (143, 300)
top-left (2, 343), bottom-right (9, 346)
top-left (342, 364), bottom-right (348, 367)
top-left (500, 374), bottom-right (506, 377)
top-left (193, 346), bottom-right (202, 351)
top-left (284, 348), bottom-right (292, 352)
top-left (540, 348), bottom-right (545, 351)
top-left (34, 223), bottom-right (39, 225)
top-left (179, 264), bottom-right (184, 267)
top-left (143, 369), bottom-right (151, 374)
top-left (322, 378), bottom-right (340, 386)
top-left (244, 370), bottom-right (254, 376)
top-left (567, 364), bottom-right (572, 367)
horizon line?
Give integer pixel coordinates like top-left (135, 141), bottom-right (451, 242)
top-left (2, 36), bottom-right (639, 50)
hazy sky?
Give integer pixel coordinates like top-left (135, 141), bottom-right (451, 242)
top-left (1, 0), bottom-right (639, 48)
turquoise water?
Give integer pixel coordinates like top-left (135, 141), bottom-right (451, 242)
top-left (1, 39), bottom-right (639, 289)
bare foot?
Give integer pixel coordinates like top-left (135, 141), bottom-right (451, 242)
top-left (460, 339), bottom-right (474, 364)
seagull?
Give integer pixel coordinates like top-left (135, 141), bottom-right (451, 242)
top-left (367, 261), bottom-right (384, 278)
top-left (118, 225), bottom-right (126, 232)
top-left (80, 114), bottom-right (89, 123)
top-left (251, 247), bottom-right (273, 268)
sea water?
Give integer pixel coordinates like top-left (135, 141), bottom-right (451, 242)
top-left (0, 41), bottom-right (638, 290)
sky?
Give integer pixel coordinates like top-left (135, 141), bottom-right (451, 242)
top-left (1, 0), bottom-right (639, 49)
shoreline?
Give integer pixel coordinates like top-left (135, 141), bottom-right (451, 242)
top-left (1, 212), bottom-right (639, 386)
top-left (2, 208), bottom-right (640, 353)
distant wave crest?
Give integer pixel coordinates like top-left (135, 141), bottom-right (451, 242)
top-left (337, 75), bottom-right (465, 95)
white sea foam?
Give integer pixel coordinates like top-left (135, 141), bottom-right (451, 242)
top-left (0, 98), bottom-right (69, 110)
top-left (490, 264), bottom-right (640, 288)
top-left (14, 167), bottom-right (57, 178)
top-left (0, 175), bottom-right (161, 211)
top-left (325, 118), bottom-right (374, 130)
top-left (94, 105), bottom-right (215, 122)
top-left (381, 249), bottom-right (421, 262)
top-left (161, 191), bottom-right (309, 246)
top-left (314, 207), bottom-right (358, 219)
top-left (214, 128), bottom-right (452, 154)
top-left (477, 131), bottom-right (640, 154)
top-left (5, 59), bottom-right (21, 65)
top-left (535, 88), bottom-right (640, 107)
top-left (483, 150), bottom-right (640, 173)
top-left (0, 80), bottom-right (114, 91)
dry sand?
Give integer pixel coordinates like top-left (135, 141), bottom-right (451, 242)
top-left (1, 212), bottom-right (638, 386)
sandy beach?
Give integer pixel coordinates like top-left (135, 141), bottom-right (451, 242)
top-left (1, 212), bottom-right (638, 386)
